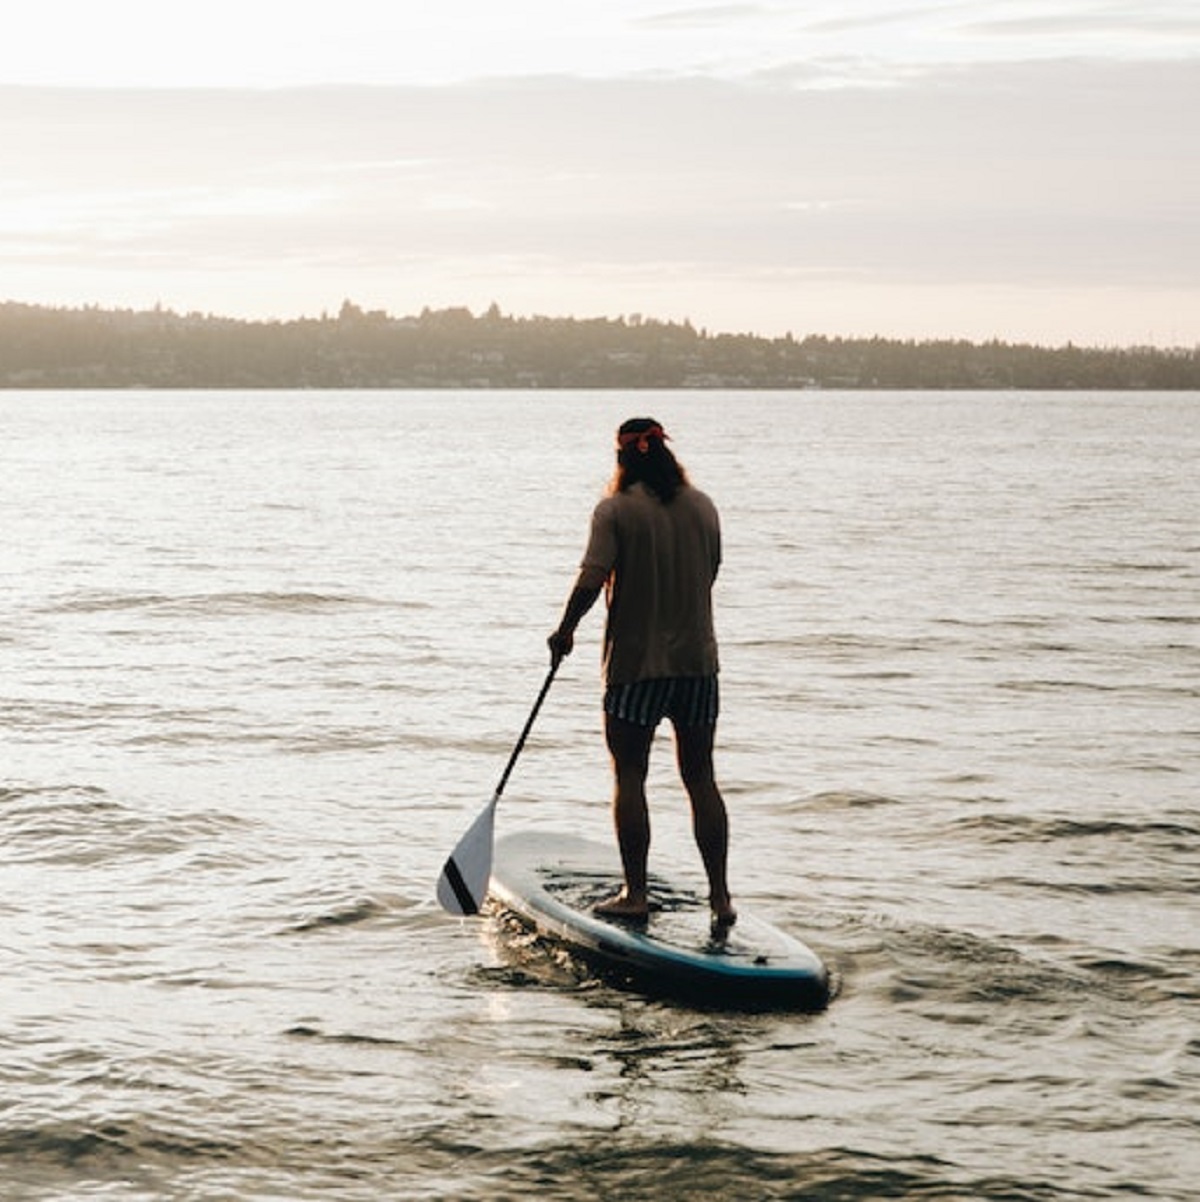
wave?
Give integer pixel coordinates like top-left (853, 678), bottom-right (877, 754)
top-left (0, 1117), bottom-right (1071, 1200)
top-left (0, 781), bottom-right (108, 806)
top-left (818, 904), bottom-right (1104, 1011)
top-left (42, 589), bottom-right (412, 617)
top-left (953, 812), bottom-right (1200, 849)
top-left (287, 896), bottom-right (390, 933)
top-left (283, 1024), bottom-right (407, 1047)
top-left (121, 725), bottom-right (401, 755)
top-left (412, 1132), bottom-right (1066, 1202)
top-left (785, 790), bottom-right (904, 812)
top-left (0, 1117), bottom-right (242, 1170)
top-left (3, 701), bottom-right (430, 757)
top-left (0, 783), bottom-right (251, 867)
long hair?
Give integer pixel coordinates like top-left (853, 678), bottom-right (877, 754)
top-left (609, 417), bottom-right (689, 503)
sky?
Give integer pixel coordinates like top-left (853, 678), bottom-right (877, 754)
top-left (2, 1), bottom-right (1199, 346)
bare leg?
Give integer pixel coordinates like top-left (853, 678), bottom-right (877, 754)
top-left (674, 720), bottom-right (736, 925)
top-left (597, 713), bottom-right (654, 919)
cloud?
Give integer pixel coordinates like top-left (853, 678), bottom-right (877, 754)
top-left (2, 57), bottom-right (1197, 341)
top-left (803, 2), bottom-right (966, 36)
top-left (635, 4), bottom-right (774, 29)
top-left (965, 7), bottom-right (1200, 40)
top-left (7, 1), bottom-right (1199, 91)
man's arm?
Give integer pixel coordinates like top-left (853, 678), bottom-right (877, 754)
top-left (548, 570), bottom-right (606, 666)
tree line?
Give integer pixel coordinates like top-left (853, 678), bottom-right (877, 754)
top-left (1, 300), bottom-right (1196, 390)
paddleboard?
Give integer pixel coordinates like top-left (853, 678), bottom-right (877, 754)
top-left (489, 830), bottom-right (830, 1010)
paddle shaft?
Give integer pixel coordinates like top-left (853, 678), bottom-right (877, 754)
top-left (494, 661), bottom-right (558, 800)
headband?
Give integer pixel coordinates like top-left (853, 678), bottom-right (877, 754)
top-left (616, 424), bottom-right (669, 454)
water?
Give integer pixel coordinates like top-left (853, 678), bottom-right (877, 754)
top-left (1, 389), bottom-right (1197, 1200)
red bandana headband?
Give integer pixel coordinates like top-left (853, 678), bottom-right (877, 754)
top-left (617, 424), bottom-right (669, 453)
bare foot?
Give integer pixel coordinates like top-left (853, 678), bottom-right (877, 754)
top-left (593, 891), bottom-right (650, 922)
top-left (710, 898), bottom-right (737, 929)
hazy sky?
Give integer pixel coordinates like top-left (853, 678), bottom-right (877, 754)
top-left (3, 1), bottom-right (1198, 344)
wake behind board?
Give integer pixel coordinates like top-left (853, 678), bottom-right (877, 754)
top-left (490, 831), bottom-right (830, 1010)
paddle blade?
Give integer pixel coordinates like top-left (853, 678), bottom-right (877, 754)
top-left (436, 795), bottom-right (498, 916)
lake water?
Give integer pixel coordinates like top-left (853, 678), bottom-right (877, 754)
top-left (1, 389), bottom-right (1197, 1200)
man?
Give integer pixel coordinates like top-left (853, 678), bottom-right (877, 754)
top-left (548, 417), bottom-right (735, 926)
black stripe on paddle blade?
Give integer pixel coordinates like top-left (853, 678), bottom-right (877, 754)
top-left (441, 855), bottom-right (479, 915)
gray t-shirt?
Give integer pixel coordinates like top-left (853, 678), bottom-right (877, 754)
top-left (577, 481), bottom-right (721, 685)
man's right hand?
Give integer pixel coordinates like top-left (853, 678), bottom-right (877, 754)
top-left (547, 628), bottom-right (574, 667)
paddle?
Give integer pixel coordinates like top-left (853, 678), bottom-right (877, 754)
top-left (436, 661), bottom-right (559, 915)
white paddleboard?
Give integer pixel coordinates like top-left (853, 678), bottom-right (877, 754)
top-left (489, 830), bottom-right (830, 1010)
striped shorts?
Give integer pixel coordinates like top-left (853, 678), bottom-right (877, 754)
top-left (603, 675), bottom-right (719, 729)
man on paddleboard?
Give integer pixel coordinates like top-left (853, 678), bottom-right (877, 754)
top-left (548, 418), bottom-right (736, 927)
